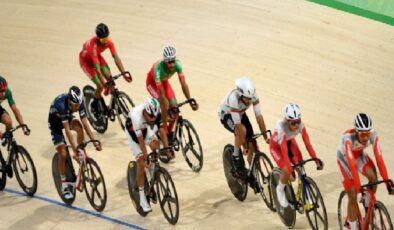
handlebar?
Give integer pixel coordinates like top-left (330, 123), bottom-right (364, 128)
top-left (248, 130), bottom-right (272, 141)
top-left (361, 179), bottom-right (393, 193)
top-left (1, 124), bottom-right (30, 142)
top-left (292, 158), bottom-right (322, 169)
top-left (105, 71), bottom-right (131, 87)
top-left (66, 140), bottom-right (101, 150)
top-left (168, 98), bottom-right (197, 115)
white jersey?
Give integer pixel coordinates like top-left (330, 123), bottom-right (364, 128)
top-left (272, 119), bottom-right (305, 144)
top-left (128, 104), bottom-right (149, 137)
top-left (218, 89), bottom-right (261, 124)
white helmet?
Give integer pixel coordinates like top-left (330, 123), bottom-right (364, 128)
top-left (284, 103), bottom-right (301, 120)
top-left (235, 77), bottom-right (255, 99)
top-left (144, 97), bottom-right (160, 117)
top-left (163, 46), bottom-right (176, 62)
top-left (354, 113), bottom-right (372, 131)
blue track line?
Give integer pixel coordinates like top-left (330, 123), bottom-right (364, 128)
top-left (3, 188), bottom-right (146, 230)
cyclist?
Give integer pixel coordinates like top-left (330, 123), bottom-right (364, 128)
top-left (0, 76), bottom-right (30, 138)
top-left (124, 97), bottom-right (170, 212)
top-left (79, 23), bottom-right (132, 113)
top-left (270, 103), bottom-right (323, 208)
top-left (337, 113), bottom-right (394, 230)
top-left (146, 45), bottom-right (198, 142)
top-left (219, 77), bottom-right (269, 185)
top-left (48, 86), bottom-right (102, 199)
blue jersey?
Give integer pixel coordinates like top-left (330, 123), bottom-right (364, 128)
top-left (48, 94), bottom-right (86, 124)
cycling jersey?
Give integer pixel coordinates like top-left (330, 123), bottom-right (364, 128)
top-left (218, 89), bottom-right (261, 124)
top-left (336, 129), bottom-right (389, 191)
top-left (48, 94), bottom-right (86, 124)
top-left (80, 36), bottom-right (117, 65)
top-left (0, 88), bottom-right (16, 106)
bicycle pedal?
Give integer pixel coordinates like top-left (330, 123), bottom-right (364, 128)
top-left (304, 203), bottom-right (314, 211)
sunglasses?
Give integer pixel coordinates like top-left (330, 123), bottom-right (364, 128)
top-left (165, 60), bottom-right (176, 64)
top-left (358, 131), bottom-right (371, 139)
top-left (289, 120), bottom-right (301, 126)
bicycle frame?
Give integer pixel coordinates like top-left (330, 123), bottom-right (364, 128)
top-left (1, 125), bottom-right (26, 171)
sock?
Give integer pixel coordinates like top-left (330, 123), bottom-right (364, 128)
top-left (139, 187), bottom-right (145, 196)
top-left (277, 181), bottom-right (285, 191)
top-left (233, 147), bottom-right (240, 158)
top-left (349, 220), bottom-right (358, 230)
top-left (60, 175), bottom-right (66, 183)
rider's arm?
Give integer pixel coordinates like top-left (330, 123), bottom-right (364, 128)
top-left (253, 99), bottom-right (268, 140)
top-left (279, 134), bottom-right (292, 173)
top-left (109, 41), bottom-right (126, 75)
top-left (372, 134), bottom-right (390, 185)
top-left (137, 132), bottom-right (148, 159)
top-left (10, 104), bottom-right (24, 126)
top-left (63, 122), bottom-right (78, 154)
top-left (301, 127), bottom-right (317, 159)
top-left (81, 117), bottom-right (94, 141)
top-left (344, 139), bottom-right (361, 192)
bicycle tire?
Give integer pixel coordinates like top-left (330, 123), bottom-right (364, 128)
top-left (0, 152), bottom-right (7, 191)
top-left (51, 152), bottom-right (76, 205)
top-left (115, 91), bottom-right (134, 131)
top-left (222, 144), bottom-right (248, 201)
top-left (155, 167), bottom-right (179, 225)
top-left (370, 200), bottom-right (393, 230)
top-left (126, 161), bottom-right (149, 217)
top-left (304, 177), bottom-right (328, 230)
top-left (83, 85), bottom-right (108, 134)
top-left (83, 157), bottom-right (107, 212)
top-left (179, 119), bottom-right (203, 172)
top-left (12, 146), bottom-right (38, 196)
top-left (270, 168), bottom-right (296, 228)
top-left (255, 152), bottom-right (275, 211)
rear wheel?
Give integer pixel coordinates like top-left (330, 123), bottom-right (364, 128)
top-left (51, 152), bottom-right (76, 205)
top-left (83, 85), bottom-right (108, 133)
top-left (179, 119), bottom-right (203, 172)
top-left (83, 158), bottom-right (107, 212)
top-left (115, 91), bottom-right (134, 130)
top-left (126, 161), bottom-right (148, 217)
top-left (0, 153), bottom-right (7, 191)
top-left (155, 167), bottom-right (179, 225)
top-left (255, 152), bottom-right (275, 211)
top-left (304, 177), bottom-right (328, 230)
top-left (13, 146), bottom-right (38, 196)
top-left (370, 201), bottom-right (393, 230)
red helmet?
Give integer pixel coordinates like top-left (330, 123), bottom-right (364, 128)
top-left (0, 76), bottom-right (7, 91)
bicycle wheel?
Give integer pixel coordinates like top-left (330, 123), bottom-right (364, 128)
top-left (370, 200), bottom-right (393, 230)
top-left (126, 161), bottom-right (149, 217)
top-left (304, 177), bottom-right (328, 230)
top-left (222, 144), bottom-right (248, 201)
top-left (12, 146), bottom-right (37, 196)
top-left (255, 152), bottom-right (275, 211)
top-left (270, 168), bottom-right (296, 228)
top-left (83, 158), bottom-right (107, 212)
top-left (51, 152), bottom-right (76, 205)
top-left (155, 167), bottom-right (179, 225)
top-left (115, 91), bottom-right (134, 130)
top-left (179, 119), bottom-right (203, 172)
top-left (0, 152), bottom-right (7, 191)
top-left (83, 85), bottom-right (108, 133)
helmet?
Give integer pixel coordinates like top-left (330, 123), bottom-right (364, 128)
top-left (95, 23), bottom-right (109, 39)
top-left (68, 86), bottom-right (83, 105)
top-left (284, 103), bottom-right (301, 120)
top-left (144, 97), bottom-right (160, 117)
top-left (235, 77), bottom-right (255, 98)
top-left (163, 46), bottom-right (176, 61)
top-left (0, 76), bottom-right (7, 91)
top-left (354, 113), bottom-right (372, 131)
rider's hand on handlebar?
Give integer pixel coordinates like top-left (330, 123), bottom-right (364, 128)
top-left (190, 102), bottom-right (199, 111)
top-left (315, 159), bottom-right (324, 170)
top-left (22, 125), bottom-right (30, 136)
top-left (94, 141), bottom-right (102, 151)
top-left (264, 137), bottom-right (270, 144)
top-left (122, 72), bottom-right (132, 83)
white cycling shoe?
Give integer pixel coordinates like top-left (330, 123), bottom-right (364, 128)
top-left (62, 182), bottom-right (74, 200)
top-left (139, 192), bottom-right (152, 213)
top-left (276, 184), bottom-right (289, 208)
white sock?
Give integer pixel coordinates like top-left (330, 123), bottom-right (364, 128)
top-left (233, 147), bottom-right (240, 158)
top-left (139, 187), bottom-right (145, 197)
top-left (277, 181), bottom-right (285, 190)
top-left (349, 220), bottom-right (358, 230)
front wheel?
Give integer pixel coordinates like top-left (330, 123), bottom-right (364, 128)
top-left (304, 177), bottom-right (328, 230)
top-left (255, 152), bottom-right (275, 211)
top-left (115, 91), bottom-right (134, 131)
top-left (51, 152), bottom-right (76, 205)
top-left (179, 119), bottom-right (203, 172)
top-left (0, 152), bottom-right (7, 191)
top-left (155, 167), bottom-right (179, 225)
top-left (83, 158), bottom-right (107, 212)
top-left (12, 146), bottom-right (38, 196)
top-left (370, 200), bottom-right (393, 230)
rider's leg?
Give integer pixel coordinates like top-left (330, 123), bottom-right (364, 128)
top-left (70, 119), bottom-right (84, 145)
top-left (1, 110), bottom-right (12, 131)
top-left (288, 139), bottom-right (303, 181)
top-left (165, 81), bottom-right (177, 135)
top-left (239, 113), bottom-right (254, 165)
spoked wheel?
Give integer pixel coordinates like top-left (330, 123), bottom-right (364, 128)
top-left (155, 167), bottom-right (179, 225)
top-left (270, 168), bottom-right (296, 228)
top-left (337, 191), bottom-right (362, 230)
top-left (126, 161), bottom-right (149, 217)
top-left (304, 177), bottom-right (328, 230)
top-left (222, 144), bottom-right (248, 201)
top-left (83, 158), bottom-right (107, 212)
top-left (255, 152), bottom-right (275, 211)
top-left (115, 91), bottom-right (134, 130)
top-left (12, 146), bottom-right (37, 196)
top-left (179, 119), bottom-right (203, 172)
top-left (51, 153), bottom-right (76, 205)
top-left (83, 85), bottom-right (108, 134)
top-left (369, 201), bottom-right (393, 230)
top-left (0, 153), bottom-right (7, 191)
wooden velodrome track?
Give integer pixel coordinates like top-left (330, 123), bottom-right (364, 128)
top-left (0, 0), bottom-right (393, 229)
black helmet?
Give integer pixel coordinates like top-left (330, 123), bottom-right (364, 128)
top-left (95, 23), bottom-right (109, 38)
top-left (0, 76), bottom-right (7, 91)
top-left (68, 86), bottom-right (83, 105)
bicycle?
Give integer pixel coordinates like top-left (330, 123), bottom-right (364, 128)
top-left (51, 140), bottom-right (107, 212)
top-left (127, 147), bottom-right (179, 225)
top-left (222, 130), bottom-right (275, 211)
top-left (338, 179), bottom-right (394, 230)
top-left (270, 158), bottom-right (327, 229)
top-left (0, 124), bottom-right (37, 196)
top-left (83, 71), bottom-right (135, 133)
top-left (163, 98), bottom-right (203, 173)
